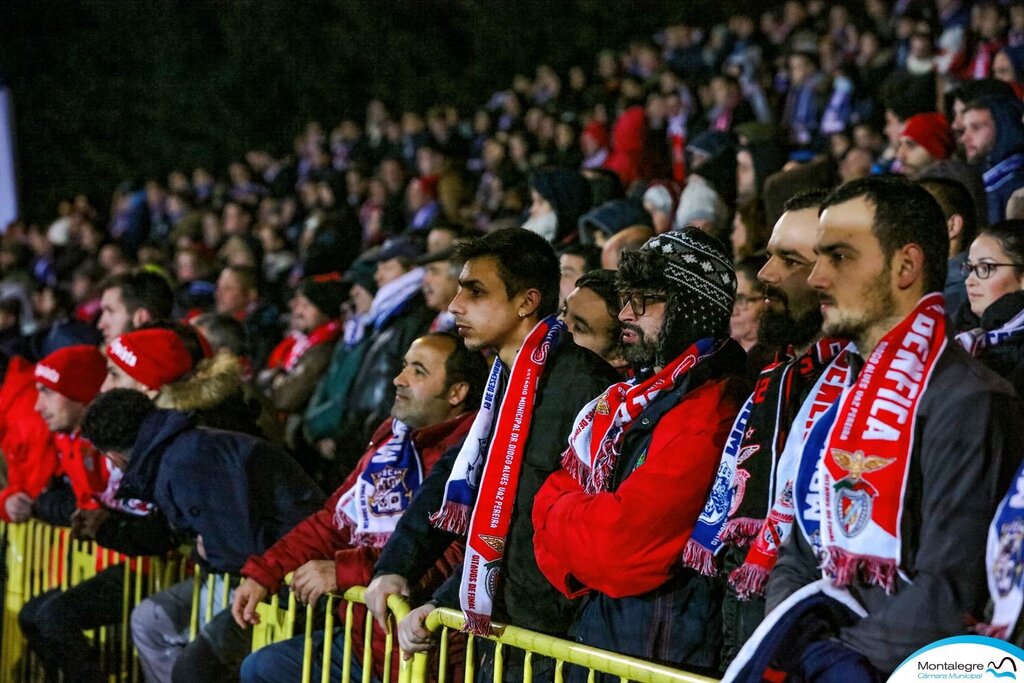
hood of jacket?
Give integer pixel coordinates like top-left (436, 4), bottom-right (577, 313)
top-left (117, 409), bottom-right (196, 503)
top-left (982, 95), bottom-right (1024, 168)
top-left (154, 349), bottom-right (242, 412)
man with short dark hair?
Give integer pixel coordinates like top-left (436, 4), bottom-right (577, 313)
top-left (558, 243), bottom-right (601, 307)
top-left (80, 389), bottom-right (323, 683)
top-left (918, 176), bottom-right (980, 318)
top-left (366, 229), bottom-right (619, 678)
top-left (236, 333), bottom-right (486, 683)
top-left (97, 270), bottom-right (174, 344)
top-left (214, 265), bottom-right (280, 371)
top-left (560, 269), bottom-right (627, 372)
top-left (534, 230), bottom-right (749, 673)
top-left (727, 176), bottom-right (1024, 680)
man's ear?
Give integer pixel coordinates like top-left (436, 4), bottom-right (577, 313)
top-left (518, 288), bottom-right (543, 319)
top-left (131, 307), bottom-right (152, 329)
top-left (893, 243), bottom-right (926, 290)
top-left (947, 214), bottom-right (964, 247)
top-left (447, 381), bottom-right (469, 407)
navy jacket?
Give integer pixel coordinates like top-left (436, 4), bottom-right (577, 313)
top-left (118, 410), bottom-right (324, 573)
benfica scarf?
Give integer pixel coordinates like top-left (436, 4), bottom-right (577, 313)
top-left (334, 419), bottom-right (422, 549)
top-left (99, 466), bottom-right (153, 517)
top-left (729, 349), bottom-right (852, 597)
top-left (430, 316), bottom-right (563, 635)
top-left (562, 337), bottom-right (721, 494)
top-left (266, 320), bottom-right (342, 373)
top-left (980, 461), bottom-right (1024, 639)
top-left (796, 294), bottom-right (947, 593)
top-left (685, 339), bottom-right (847, 576)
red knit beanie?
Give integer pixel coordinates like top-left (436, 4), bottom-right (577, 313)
top-left (106, 329), bottom-right (194, 391)
top-left (35, 345), bottom-right (106, 404)
top-left (900, 113), bottom-right (954, 161)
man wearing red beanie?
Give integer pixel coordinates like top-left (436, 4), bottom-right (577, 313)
top-left (896, 112), bottom-right (955, 177)
top-left (32, 344), bottom-right (110, 524)
top-left (102, 328), bottom-right (195, 397)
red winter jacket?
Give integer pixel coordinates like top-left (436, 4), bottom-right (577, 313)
top-left (0, 358), bottom-right (57, 521)
top-left (241, 411), bottom-right (474, 678)
top-left (533, 375), bottom-right (746, 599)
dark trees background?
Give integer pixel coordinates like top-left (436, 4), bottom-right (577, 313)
top-left (0, 0), bottom-right (728, 222)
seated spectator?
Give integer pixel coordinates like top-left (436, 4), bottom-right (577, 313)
top-left (257, 274), bottom-right (346, 453)
top-left (97, 270), bottom-right (175, 345)
top-left (730, 198), bottom-right (769, 263)
top-left (236, 333), bottom-right (487, 683)
top-left (418, 247), bottom-right (462, 333)
top-left (31, 345), bottom-right (109, 526)
top-left (525, 167), bottom-right (592, 243)
top-left (895, 113), bottom-right (955, 178)
top-left (919, 177), bottom-right (980, 318)
top-left (557, 243), bottom-right (601, 307)
top-left (80, 389), bottom-right (324, 683)
top-left (214, 265), bottom-right (281, 372)
top-left (641, 180), bottom-right (681, 234)
top-left (533, 229), bottom-right (749, 675)
top-left (600, 224), bottom-right (653, 270)
top-left (731, 256), bottom-right (774, 373)
top-left (366, 229), bottom-right (619, 680)
top-left (729, 176), bottom-right (1024, 680)
top-left (955, 220), bottom-right (1024, 396)
top-left (961, 95), bottom-right (1024, 223)
top-left (559, 269), bottom-right (627, 373)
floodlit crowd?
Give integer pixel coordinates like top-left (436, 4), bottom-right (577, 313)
top-left (8, 1), bottom-right (1024, 681)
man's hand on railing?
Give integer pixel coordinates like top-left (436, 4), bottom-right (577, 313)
top-left (291, 559), bottom-right (338, 606)
top-left (231, 578), bottom-right (270, 628)
top-left (397, 602), bottom-right (437, 660)
top-left (365, 573), bottom-right (410, 628)
top-left (5, 492), bottom-right (32, 523)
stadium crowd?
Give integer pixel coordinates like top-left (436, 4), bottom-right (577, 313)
top-left (7, 0), bottom-right (1024, 681)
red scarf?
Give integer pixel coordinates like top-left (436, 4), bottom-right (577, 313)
top-left (266, 320), bottom-right (342, 373)
top-left (819, 293), bottom-right (946, 592)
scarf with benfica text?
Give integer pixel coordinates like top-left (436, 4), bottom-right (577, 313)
top-left (430, 316), bottom-right (563, 635)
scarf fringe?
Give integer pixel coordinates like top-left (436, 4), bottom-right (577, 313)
top-left (823, 547), bottom-right (898, 593)
top-left (974, 622), bottom-right (1009, 639)
top-left (561, 448), bottom-right (590, 488)
top-left (719, 517), bottom-right (764, 548)
top-left (462, 611), bottom-right (492, 637)
top-left (334, 511), bottom-right (394, 549)
top-left (681, 539), bottom-right (718, 576)
top-left (728, 563), bottom-right (770, 600)
top-left (561, 446), bottom-right (614, 494)
top-left (430, 502), bottom-right (470, 535)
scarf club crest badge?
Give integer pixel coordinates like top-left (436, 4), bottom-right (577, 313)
top-left (367, 466), bottom-right (412, 516)
top-left (830, 448), bottom-right (895, 538)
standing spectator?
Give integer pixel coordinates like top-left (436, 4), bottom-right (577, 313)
top-left (214, 265), bottom-right (282, 371)
top-left (895, 113), bottom-right (955, 178)
top-left (918, 177), bottom-right (980, 319)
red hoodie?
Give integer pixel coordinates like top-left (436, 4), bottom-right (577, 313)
top-left (603, 105), bottom-right (647, 188)
top-left (0, 358), bottom-right (57, 520)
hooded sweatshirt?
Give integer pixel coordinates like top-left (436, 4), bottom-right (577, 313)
top-left (978, 95), bottom-right (1024, 223)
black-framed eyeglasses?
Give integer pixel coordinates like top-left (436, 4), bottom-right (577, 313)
top-left (960, 261), bottom-right (1022, 280)
top-left (619, 291), bottom-right (668, 317)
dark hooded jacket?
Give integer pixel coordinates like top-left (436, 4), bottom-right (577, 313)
top-left (117, 410), bottom-right (324, 573)
top-left (978, 95), bottom-right (1024, 224)
top-left (530, 168), bottom-right (592, 243)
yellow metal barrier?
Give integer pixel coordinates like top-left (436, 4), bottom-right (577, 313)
top-left (415, 607), bottom-right (719, 683)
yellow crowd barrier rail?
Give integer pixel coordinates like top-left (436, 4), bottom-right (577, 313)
top-left (412, 607), bottom-right (719, 683)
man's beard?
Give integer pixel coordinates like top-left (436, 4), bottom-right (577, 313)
top-left (622, 324), bottom-right (660, 367)
top-left (820, 269), bottom-right (895, 345)
top-left (759, 305), bottom-right (823, 348)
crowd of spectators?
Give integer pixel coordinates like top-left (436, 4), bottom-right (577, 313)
top-left (7, 0), bottom-right (1024, 681)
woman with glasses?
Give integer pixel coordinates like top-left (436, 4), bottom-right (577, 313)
top-left (730, 256), bottom-right (777, 375)
top-left (955, 219), bottom-right (1024, 395)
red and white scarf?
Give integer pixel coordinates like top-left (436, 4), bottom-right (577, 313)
top-left (562, 337), bottom-right (721, 493)
top-left (818, 293), bottom-right (946, 592)
top-left (430, 316), bottom-right (563, 635)
top-left (267, 320), bottom-right (342, 373)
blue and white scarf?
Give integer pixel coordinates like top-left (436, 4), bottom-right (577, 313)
top-left (334, 419), bottom-right (423, 548)
top-left (343, 267), bottom-right (425, 347)
top-left (982, 462), bottom-right (1024, 639)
